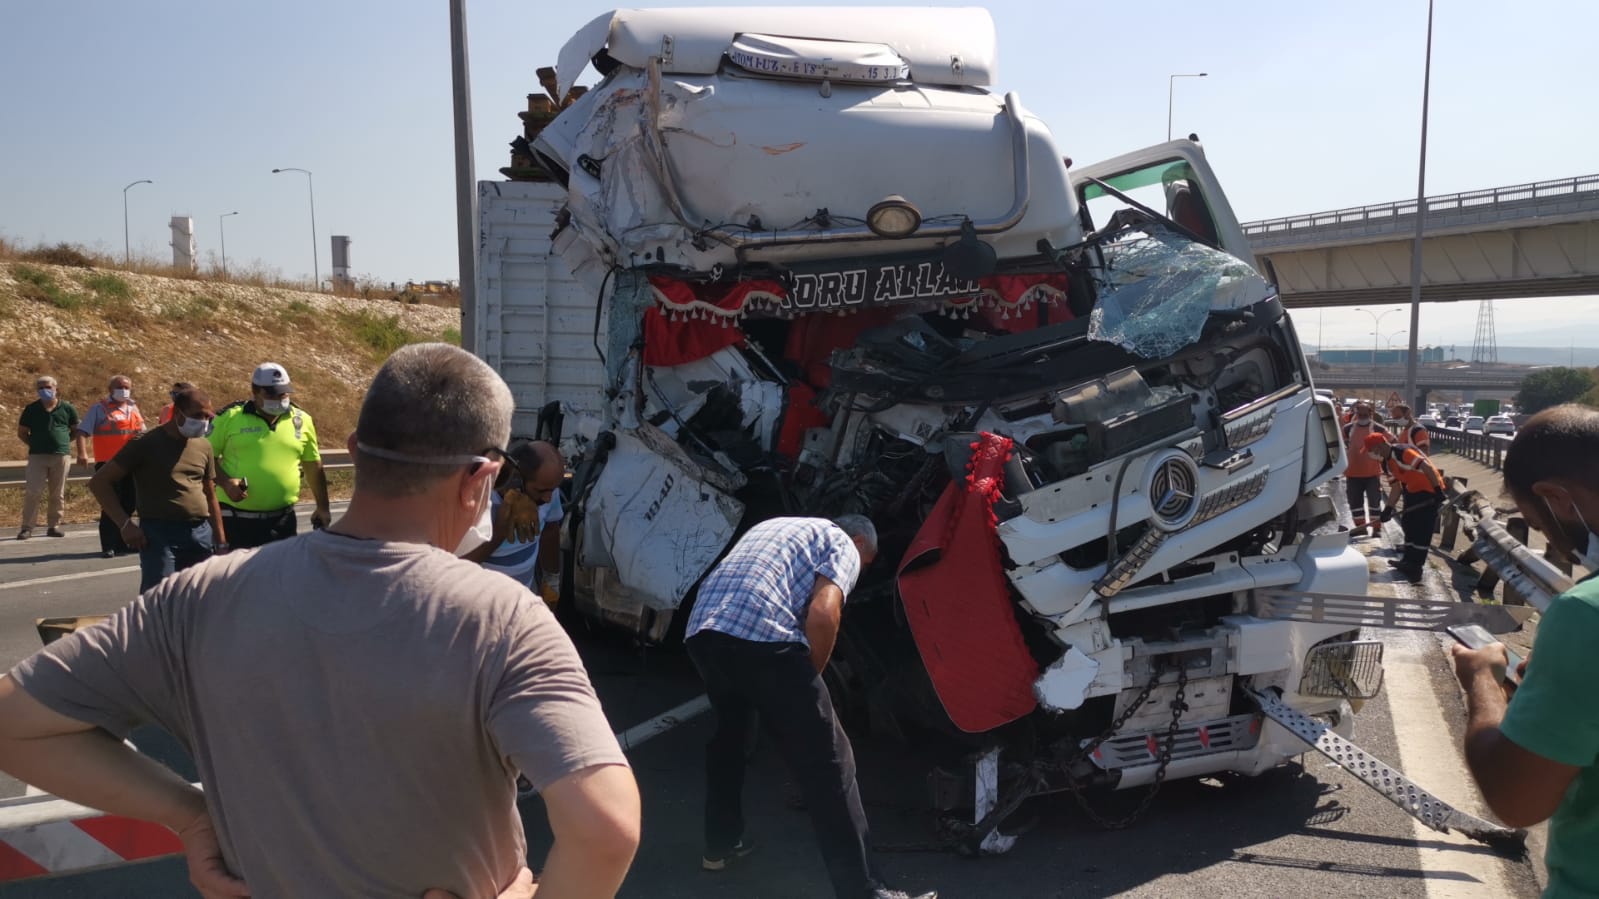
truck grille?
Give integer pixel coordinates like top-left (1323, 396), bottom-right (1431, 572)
top-left (1146, 450), bottom-right (1200, 531)
top-left (1088, 713), bottom-right (1262, 770)
top-left (1299, 640), bottom-right (1385, 700)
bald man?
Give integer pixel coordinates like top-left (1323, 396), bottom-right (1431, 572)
top-left (463, 440), bottom-right (565, 605)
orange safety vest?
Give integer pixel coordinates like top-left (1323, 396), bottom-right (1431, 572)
top-left (90, 400), bottom-right (145, 461)
top-left (1384, 445), bottom-right (1444, 495)
top-left (1342, 420), bottom-right (1389, 478)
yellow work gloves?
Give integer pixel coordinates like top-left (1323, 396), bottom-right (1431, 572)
top-left (498, 488), bottom-right (541, 544)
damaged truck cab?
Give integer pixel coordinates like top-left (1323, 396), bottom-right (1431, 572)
top-left (478, 6), bottom-right (1375, 836)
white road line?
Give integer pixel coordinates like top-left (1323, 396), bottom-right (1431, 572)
top-left (0, 566), bottom-right (140, 591)
top-left (1374, 530), bottom-right (1515, 897)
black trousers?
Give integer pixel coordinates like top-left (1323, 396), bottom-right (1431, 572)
top-left (686, 630), bottom-right (875, 899)
top-left (1399, 492), bottom-right (1441, 571)
top-left (1345, 475), bottom-right (1383, 522)
top-left (219, 506), bottom-right (297, 549)
top-left (94, 461), bottom-right (135, 554)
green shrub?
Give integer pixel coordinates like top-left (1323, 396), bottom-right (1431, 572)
top-left (13, 264), bottom-right (85, 309)
top-left (22, 243), bottom-right (96, 268)
top-left (158, 295), bottom-right (220, 322)
top-left (441, 326), bottom-right (461, 345)
top-left (340, 310), bottom-right (420, 356)
top-left (84, 272), bottom-right (131, 299)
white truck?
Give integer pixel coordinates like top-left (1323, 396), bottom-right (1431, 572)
top-left (474, 6), bottom-right (1522, 852)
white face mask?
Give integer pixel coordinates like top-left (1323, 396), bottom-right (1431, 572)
top-left (455, 478), bottom-right (495, 555)
top-left (112, 388), bottom-right (131, 402)
top-left (261, 397), bottom-right (291, 416)
top-left (1356, 416), bottom-right (1371, 425)
top-left (177, 415), bottom-right (212, 439)
top-left (1543, 495), bottom-right (1599, 570)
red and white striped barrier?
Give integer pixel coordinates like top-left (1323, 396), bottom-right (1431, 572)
top-left (0, 791), bottom-right (183, 882)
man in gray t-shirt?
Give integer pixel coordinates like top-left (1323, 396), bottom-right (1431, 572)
top-left (0, 345), bottom-right (639, 898)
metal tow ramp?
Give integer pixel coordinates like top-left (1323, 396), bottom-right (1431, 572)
top-left (1249, 688), bottom-right (1525, 855)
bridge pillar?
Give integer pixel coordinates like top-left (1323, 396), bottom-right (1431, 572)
top-left (1415, 387), bottom-right (1432, 409)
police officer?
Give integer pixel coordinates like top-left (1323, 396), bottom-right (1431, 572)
top-left (210, 363), bottom-right (331, 547)
top-left (1363, 432), bottom-right (1446, 582)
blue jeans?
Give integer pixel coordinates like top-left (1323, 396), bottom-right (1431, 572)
top-left (138, 518), bottom-right (213, 593)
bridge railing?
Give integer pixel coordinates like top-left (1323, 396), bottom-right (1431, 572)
top-left (1426, 426), bottom-right (1514, 471)
top-left (1244, 173), bottom-right (1599, 239)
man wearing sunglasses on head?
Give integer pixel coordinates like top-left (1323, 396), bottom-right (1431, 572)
top-left (0, 345), bottom-right (638, 899)
top-left (461, 439), bottom-right (566, 608)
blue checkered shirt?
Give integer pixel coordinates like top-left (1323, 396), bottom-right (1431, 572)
top-left (686, 518), bottom-right (861, 646)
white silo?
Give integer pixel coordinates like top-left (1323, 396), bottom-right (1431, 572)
top-left (331, 235), bottom-right (352, 288)
top-left (169, 216), bottom-right (196, 271)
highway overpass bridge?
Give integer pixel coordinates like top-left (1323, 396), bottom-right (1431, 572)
top-left (1244, 174), bottom-right (1599, 308)
top-left (1312, 366), bottom-right (1529, 402)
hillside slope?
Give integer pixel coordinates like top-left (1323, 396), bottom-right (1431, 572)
top-left (0, 262), bottom-right (461, 462)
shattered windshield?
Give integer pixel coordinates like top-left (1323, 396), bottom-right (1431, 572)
top-left (1087, 228), bottom-right (1270, 359)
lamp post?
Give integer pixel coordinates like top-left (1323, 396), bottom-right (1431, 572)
top-left (1168, 72), bottom-right (1208, 141)
top-left (122, 179), bottom-right (153, 266)
top-left (1387, 330), bottom-right (1410, 350)
top-left (1360, 307), bottom-right (1406, 401)
top-left (271, 167), bottom-right (318, 289)
top-left (219, 211), bottom-right (239, 278)
top-left (1402, 0), bottom-right (1435, 410)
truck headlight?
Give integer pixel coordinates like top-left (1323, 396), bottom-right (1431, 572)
top-left (866, 195), bottom-right (921, 238)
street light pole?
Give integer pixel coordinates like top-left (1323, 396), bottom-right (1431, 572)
top-left (449, 0), bottom-right (478, 352)
top-left (1360, 307), bottom-right (1406, 402)
top-left (122, 179), bottom-right (153, 266)
top-left (219, 211), bottom-right (239, 278)
top-left (1168, 72), bottom-right (1207, 141)
top-left (1387, 329), bottom-right (1410, 350)
top-left (1403, 0), bottom-right (1435, 410)
top-left (271, 167), bottom-right (319, 289)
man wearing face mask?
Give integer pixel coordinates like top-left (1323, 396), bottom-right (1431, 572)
top-left (209, 362), bottom-right (331, 548)
top-left (1341, 402), bottom-right (1389, 531)
top-left (1362, 432), bottom-right (1445, 582)
top-left (1388, 403), bottom-right (1430, 454)
top-left (88, 386), bottom-right (228, 592)
top-left (1452, 404), bottom-right (1599, 898)
top-left (0, 344), bottom-right (638, 899)
top-left (16, 375), bottom-right (85, 539)
top-left (76, 375), bottom-right (147, 557)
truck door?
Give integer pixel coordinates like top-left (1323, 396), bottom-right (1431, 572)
top-left (1073, 140), bottom-right (1253, 264)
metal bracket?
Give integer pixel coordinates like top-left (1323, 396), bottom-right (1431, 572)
top-left (1256, 589), bottom-right (1533, 635)
top-left (1250, 689), bottom-right (1525, 854)
top-left (973, 748), bottom-right (1017, 854)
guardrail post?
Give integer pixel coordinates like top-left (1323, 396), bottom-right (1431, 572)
top-left (1501, 518), bottom-right (1532, 606)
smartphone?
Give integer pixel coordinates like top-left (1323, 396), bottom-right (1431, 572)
top-left (1447, 624), bottom-right (1523, 685)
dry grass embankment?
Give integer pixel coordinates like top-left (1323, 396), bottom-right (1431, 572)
top-left (0, 253), bottom-right (462, 527)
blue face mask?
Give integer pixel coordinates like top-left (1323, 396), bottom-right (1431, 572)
top-left (37, 388), bottom-right (55, 401)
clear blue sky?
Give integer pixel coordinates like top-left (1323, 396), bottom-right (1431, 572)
top-left (3, 0), bottom-right (1596, 349)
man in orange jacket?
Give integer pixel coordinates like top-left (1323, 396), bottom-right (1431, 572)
top-left (1342, 402), bottom-right (1390, 529)
top-left (1363, 432), bottom-right (1447, 582)
top-left (75, 375), bottom-right (146, 557)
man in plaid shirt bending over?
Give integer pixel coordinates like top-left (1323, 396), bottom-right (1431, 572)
top-left (683, 516), bottom-right (935, 899)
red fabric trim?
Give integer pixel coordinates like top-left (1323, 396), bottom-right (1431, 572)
top-left (642, 304), bottom-right (744, 367)
top-left (897, 433), bottom-right (1039, 732)
top-left (777, 382), bottom-right (831, 458)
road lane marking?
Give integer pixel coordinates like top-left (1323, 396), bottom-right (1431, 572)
top-left (0, 566), bottom-right (139, 591)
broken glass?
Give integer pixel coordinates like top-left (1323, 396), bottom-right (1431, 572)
top-left (1088, 230), bottom-right (1269, 359)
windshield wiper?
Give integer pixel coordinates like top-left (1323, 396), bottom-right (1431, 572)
top-left (1080, 175), bottom-right (1211, 247)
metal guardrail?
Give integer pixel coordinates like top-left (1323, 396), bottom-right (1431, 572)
top-left (0, 449), bottom-right (352, 487)
top-left (1426, 426), bottom-right (1514, 471)
top-left (1243, 172), bottom-right (1599, 238)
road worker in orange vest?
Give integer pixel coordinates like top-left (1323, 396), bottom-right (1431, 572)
top-left (1363, 432), bottom-right (1447, 583)
top-left (1342, 402), bottom-right (1390, 530)
top-left (74, 374), bottom-right (146, 557)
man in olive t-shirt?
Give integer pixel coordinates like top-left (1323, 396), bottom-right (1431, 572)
top-left (90, 386), bottom-right (227, 593)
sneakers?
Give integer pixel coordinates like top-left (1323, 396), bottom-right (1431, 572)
top-left (16, 528), bottom-right (31, 540)
top-left (702, 838), bottom-right (756, 871)
top-left (870, 888), bottom-right (937, 899)
top-left (46, 528), bottom-right (66, 538)
top-left (102, 549), bottom-right (116, 559)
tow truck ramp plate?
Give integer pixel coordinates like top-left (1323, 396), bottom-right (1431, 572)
top-left (1256, 589), bottom-right (1533, 635)
top-left (1249, 688), bottom-right (1525, 853)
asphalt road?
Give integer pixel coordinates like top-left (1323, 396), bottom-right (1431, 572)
top-left (0, 511), bottom-right (1546, 898)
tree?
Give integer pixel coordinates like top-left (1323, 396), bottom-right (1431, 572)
top-left (1517, 367), bottom-right (1597, 415)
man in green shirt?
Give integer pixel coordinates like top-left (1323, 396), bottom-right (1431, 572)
top-left (209, 362), bottom-right (331, 548)
top-left (1454, 403), bottom-right (1599, 898)
top-left (16, 374), bottom-right (86, 539)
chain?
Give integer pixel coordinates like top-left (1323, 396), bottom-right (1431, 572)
top-left (873, 665), bottom-right (1190, 854)
top-left (1063, 665), bottom-right (1189, 830)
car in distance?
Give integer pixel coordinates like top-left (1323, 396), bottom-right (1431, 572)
top-left (1484, 415), bottom-right (1516, 436)
top-left (1464, 415), bottom-right (1486, 432)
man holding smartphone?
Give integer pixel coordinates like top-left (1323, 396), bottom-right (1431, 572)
top-left (1452, 404), bottom-right (1599, 899)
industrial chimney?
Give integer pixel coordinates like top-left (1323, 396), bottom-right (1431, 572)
top-left (169, 216), bottom-right (196, 271)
